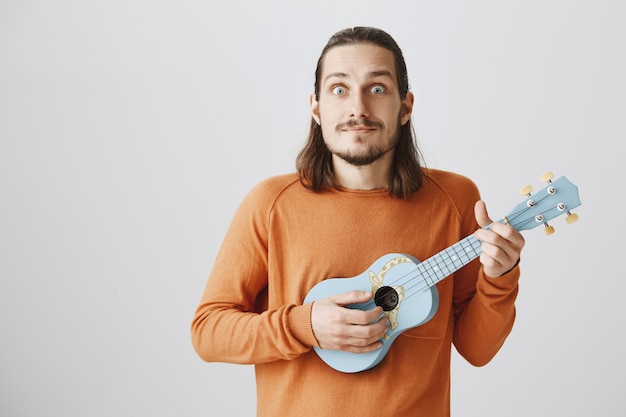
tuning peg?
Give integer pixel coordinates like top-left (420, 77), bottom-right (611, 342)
top-left (544, 223), bottom-right (555, 235)
top-left (521, 172), bottom-right (555, 195)
top-left (520, 184), bottom-right (533, 196)
top-left (540, 171), bottom-right (554, 183)
top-left (566, 212), bottom-right (579, 224)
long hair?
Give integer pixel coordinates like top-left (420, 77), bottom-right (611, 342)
top-left (295, 26), bottom-right (424, 199)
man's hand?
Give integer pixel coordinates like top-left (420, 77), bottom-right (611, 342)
top-left (311, 290), bottom-right (388, 353)
top-left (474, 200), bottom-right (526, 278)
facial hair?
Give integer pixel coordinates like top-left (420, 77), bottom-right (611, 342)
top-left (326, 115), bottom-right (401, 167)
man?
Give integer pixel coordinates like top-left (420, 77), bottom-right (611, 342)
top-left (192, 26), bottom-right (524, 417)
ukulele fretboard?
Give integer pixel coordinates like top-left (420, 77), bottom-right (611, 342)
top-left (416, 235), bottom-right (482, 287)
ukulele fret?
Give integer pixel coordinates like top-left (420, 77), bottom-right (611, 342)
top-left (421, 236), bottom-right (483, 287)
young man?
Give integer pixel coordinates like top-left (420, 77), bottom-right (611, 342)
top-left (192, 27), bottom-right (525, 417)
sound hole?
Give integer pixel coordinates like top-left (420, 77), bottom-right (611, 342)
top-left (374, 286), bottom-right (399, 311)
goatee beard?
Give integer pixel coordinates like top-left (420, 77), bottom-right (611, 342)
top-left (335, 144), bottom-right (395, 166)
top-left (330, 116), bottom-right (400, 167)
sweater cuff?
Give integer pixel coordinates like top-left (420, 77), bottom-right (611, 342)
top-left (481, 263), bottom-right (520, 291)
top-left (288, 303), bottom-right (319, 348)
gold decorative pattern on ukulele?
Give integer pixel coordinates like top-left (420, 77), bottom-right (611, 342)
top-left (368, 256), bottom-right (409, 334)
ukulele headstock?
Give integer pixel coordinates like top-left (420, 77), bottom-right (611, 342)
top-left (505, 172), bottom-right (581, 235)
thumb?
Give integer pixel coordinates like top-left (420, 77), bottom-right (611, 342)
top-left (474, 200), bottom-right (493, 228)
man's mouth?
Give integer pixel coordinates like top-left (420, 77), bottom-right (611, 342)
top-left (345, 126), bottom-right (375, 132)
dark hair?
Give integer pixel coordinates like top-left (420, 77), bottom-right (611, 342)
top-left (295, 26), bottom-right (424, 199)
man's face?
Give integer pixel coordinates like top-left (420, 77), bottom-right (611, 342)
top-left (311, 43), bottom-right (413, 167)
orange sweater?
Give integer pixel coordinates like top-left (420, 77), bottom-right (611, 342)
top-left (191, 169), bottom-right (519, 417)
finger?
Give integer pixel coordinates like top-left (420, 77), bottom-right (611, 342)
top-left (476, 230), bottom-right (518, 264)
top-left (489, 222), bottom-right (526, 248)
top-left (329, 290), bottom-right (375, 307)
top-left (339, 340), bottom-right (384, 354)
top-left (350, 315), bottom-right (389, 339)
top-left (344, 307), bottom-right (385, 326)
top-left (477, 227), bottom-right (524, 277)
top-left (476, 221), bottom-right (525, 251)
top-left (474, 200), bottom-right (493, 228)
top-left (339, 320), bottom-right (389, 352)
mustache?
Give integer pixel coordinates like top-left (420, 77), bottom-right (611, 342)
top-left (336, 119), bottom-right (383, 130)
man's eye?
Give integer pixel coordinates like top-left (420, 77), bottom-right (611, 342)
top-left (332, 86), bottom-right (346, 95)
top-left (371, 85), bottom-right (386, 94)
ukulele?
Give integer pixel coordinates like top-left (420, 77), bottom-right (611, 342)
top-left (304, 172), bottom-right (581, 373)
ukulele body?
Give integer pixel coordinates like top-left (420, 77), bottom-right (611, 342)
top-left (304, 253), bottom-right (439, 373)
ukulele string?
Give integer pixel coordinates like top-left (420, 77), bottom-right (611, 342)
top-left (390, 202), bottom-right (560, 306)
top-left (356, 198), bottom-right (557, 311)
top-left (359, 238), bottom-right (482, 310)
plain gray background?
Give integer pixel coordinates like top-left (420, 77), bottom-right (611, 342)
top-left (1, 0), bottom-right (624, 416)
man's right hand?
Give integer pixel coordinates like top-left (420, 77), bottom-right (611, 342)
top-left (310, 290), bottom-right (388, 353)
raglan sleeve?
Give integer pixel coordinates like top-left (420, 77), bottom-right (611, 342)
top-left (451, 178), bottom-right (520, 366)
top-left (190, 179), bottom-right (318, 364)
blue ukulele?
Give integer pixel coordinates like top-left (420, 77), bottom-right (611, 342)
top-left (304, 173), bottom-right (581, 373)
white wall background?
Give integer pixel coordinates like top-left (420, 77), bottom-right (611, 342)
top-left (1, 1), bottom-right (623, 416)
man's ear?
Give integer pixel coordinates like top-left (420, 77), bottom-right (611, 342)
top-left (400, 91), bottom-right (414, 126)
top-left (310, 93), bottom-right (321, 125)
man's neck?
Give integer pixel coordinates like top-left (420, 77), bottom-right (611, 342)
top-left (332, 154), bottom-right (393, 191)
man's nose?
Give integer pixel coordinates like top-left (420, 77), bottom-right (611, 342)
top-left (349, 91), bottom-right (369, 119)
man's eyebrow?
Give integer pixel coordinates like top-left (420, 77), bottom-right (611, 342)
top-left (323, 72), bottom-right (348, 84)
top-left (368, 70), bottom-right (394, 79)
top-left (323, 70), bottom-right (394, 84)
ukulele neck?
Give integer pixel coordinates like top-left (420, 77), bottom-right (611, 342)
top-left (418, 234), bottom-right (482, 287)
